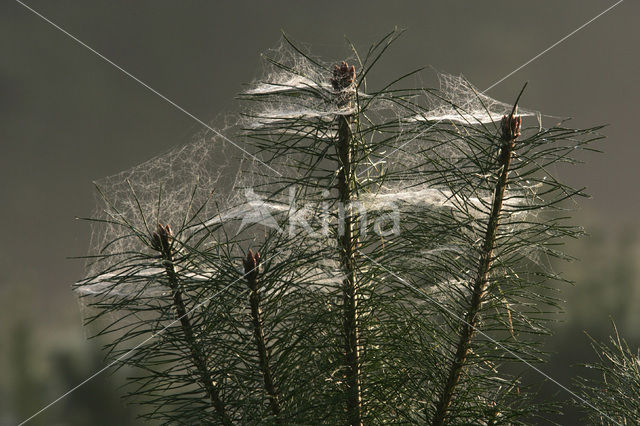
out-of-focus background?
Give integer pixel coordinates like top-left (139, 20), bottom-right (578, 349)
top-left (1, 1), bottom-right (638, 424)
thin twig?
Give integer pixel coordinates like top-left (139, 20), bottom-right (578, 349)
top-left (153, 225), bottom-right (231, 425)
top-left (431, 111), bottom-right (522, 425)
top-left (244, 250), bottom-right (282, 421)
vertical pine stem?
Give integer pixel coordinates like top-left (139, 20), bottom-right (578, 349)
top-left (331, 61), bottom-right (362, 425)
top-left (244, 250), bottom-right (282, 420)
top-left (337, 111), bottom-right (363, 425)
top-left (431, 113), bottom-right (521, 425)
top-left (153, 225), bottom-right (231, 425)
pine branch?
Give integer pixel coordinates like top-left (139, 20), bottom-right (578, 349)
top-left (577, 323), bottom-right (640, 425)
top-left (333, 62), bottom-right (363, 426)
top-left (431, 112), bottom-right (522, 425)
top-left (243, 249), bottom-right (282, 421)
top-left (77, 34), bottom-right (602, 423)
top-left (151, 224), bottom-right (231, 425)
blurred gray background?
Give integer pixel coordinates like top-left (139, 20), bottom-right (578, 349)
top-left (1, 1), bottom-right (639, 424)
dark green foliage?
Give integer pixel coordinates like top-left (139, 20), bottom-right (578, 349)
top-left (577, 325), bottom-right (640, 425)
top-left (76, 31), bottom-right (602, 424)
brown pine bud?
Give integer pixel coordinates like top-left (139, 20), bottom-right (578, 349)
top-left (243, 249), bottom-right (261, 285)
top-left (151, 223), bottom-right (173, 252)
top-left (330, 61), bottom-right (356, 92)
top-left (500, 113), bottom-right (522, 142)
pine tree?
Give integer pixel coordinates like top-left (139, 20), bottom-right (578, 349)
top-left (76, 31), bottom-right (602, 424)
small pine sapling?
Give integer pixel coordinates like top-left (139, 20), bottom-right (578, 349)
top-left (76, 31), bottom-right (602, 424)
